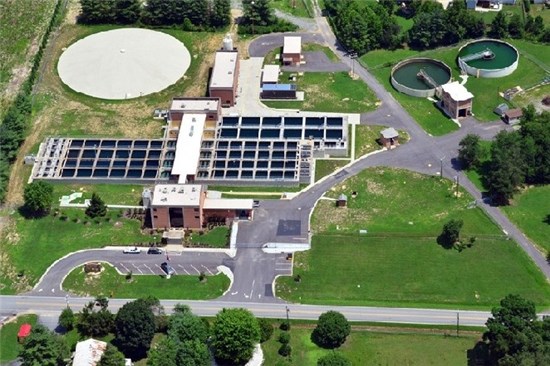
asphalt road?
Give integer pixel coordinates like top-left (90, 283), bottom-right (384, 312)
top-left (1, 295), bottom-right (497, 327)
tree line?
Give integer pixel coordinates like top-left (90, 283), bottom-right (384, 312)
top-left (238, 0), bottom-right (298, 35)
top-left (79, 0), bottom-right (231, 30)
top-left (0, 0), bottom-right (64, 204)
top-left (458, 106), bottom-right (549, 205)
top-left (324, 0), bottom-right (549, 55)
top-left (22, 296), bottom-right (354, 365)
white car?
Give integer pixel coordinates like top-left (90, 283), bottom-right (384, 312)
top-left (123, 246), bottom-right (141, 254)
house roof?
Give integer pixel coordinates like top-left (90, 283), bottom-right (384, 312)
top-left (441, 81), bottom-right (474, 101)
top-left (504, 108), bottom-right (523, 119)
top-left (283, 36), bottom-right (302, 54)
top-left (209, 51), bottom-right (238, 89)
top-left (73, 338), bottom-right (107, 366)
top-left (380, 127), bottom-right (399, 139)
top-left (262, 64), bottom-right (280, 84)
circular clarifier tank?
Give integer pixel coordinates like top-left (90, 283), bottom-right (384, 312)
top-left (391, 58), bottom-right (452, 97)
top-left (458, 39), bottom-right (518, 78)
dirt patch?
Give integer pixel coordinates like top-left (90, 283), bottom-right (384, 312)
top-left (64, 0), bottom-right (81, 26)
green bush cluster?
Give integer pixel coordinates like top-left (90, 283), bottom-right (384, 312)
top-left (0, 0), bottom-right (63, 203)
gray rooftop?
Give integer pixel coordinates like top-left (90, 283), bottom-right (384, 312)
top-left (209, 51), bottom-right (238, 89)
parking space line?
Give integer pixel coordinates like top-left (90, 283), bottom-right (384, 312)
top-left (119, 263), bottom-right (130, 273)
top-left (190, 264), bottom-right (200, 274)
top-left (201, 265), bottom-right (214, 275)
top-left (131, 263), bottom-right (143, 274)
top-left (143, 264), bottom-right (155, 274)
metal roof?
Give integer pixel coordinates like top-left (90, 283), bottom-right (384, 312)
top-left (172, 114), bottom-right (206, 182)
top-left (381, 127), bottom-right (399, 139)
top-left (283, 36), bottom-right (302, 54)
top-left (209, 51), bottom-right (238, 89)
top-left (262, 84), bottom-right (296, 91)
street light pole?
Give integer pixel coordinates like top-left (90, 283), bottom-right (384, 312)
top-left (440, 156), bottom-right (445, 178)
top-left (285, 306), bottom-right (290, 324)
top-left (251, 1), bottom-right (255, 35)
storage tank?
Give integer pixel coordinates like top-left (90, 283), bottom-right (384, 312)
top-left (223, 34), bottom-right (233, 51)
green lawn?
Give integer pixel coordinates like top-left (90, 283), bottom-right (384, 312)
top-left (314, 159), bottom-right (349, 182)
top-left (302, 43), bottom-right (339, 62)
top-left (263, 72), bottom-right (378, 113)
top-left (63, 263), bottom-right (230, 300)
top-left (0, 210), bottom-right (152, 294)
top-left (502, 185), bottom-right (550, 254)
top-left (277, 168), bottom-right (550, 308)
top-left (209, 185), bottom-right (303, 193)
top-left (51, 183), bottom-right (145, 206)
top-left (262, 326), bottom-right (484, 366)
top-left (0, 314), bottom-right (38, 363)
top-left (354, 125), bottom-right (410, 158)
top-left (188, 226), bottom-right (229, 248)
top-left (360, 39), bottom-right (548, 133)
top-left (270, 0), bottom-right (313, 18)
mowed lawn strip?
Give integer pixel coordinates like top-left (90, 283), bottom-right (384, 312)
top-left (189, 226), bottom-right (229, 248)
top-left (314, 159), bottom-right (349, 182)
top-left (1, 210), bottom-right (152, 294)
top-left (262, 71), bottom-right (378, 113)
top-left (63, 264), bottom-right (230, 300)
top-left (277, 168), bottom-right (550, 308)
top-left (502, 186), bottom-right (550, 254)
top-left (261, 326), bottom-right (482, 366)
top-left (0, 314), bottom-right (38, 363)
top-left (51, 183), bottom-right (144, 206)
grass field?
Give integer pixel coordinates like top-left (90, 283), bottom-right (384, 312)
top-left (360, 39), bottom-right (548, 133)
top-left (314, 159), bottom-right (350, 182)
top-left (354, 125), bottom-right (410, 158)
top-left (262, 71), bottom-right (378, 113)
top-left (63, 263), bottom-right (229, 300)
top-left (302, 43), bottom-right (339, 62)
top-left (502, 186), bottom-right (550, 254)
top-left (0, 209), bottom-right (152, 295)
top-left (0, 314), bottom-right (38, 363)
top-left (262, 326), bottom-right (483, 366)
top-left (188, 226), bottom-right (229, 248)
top-left (277, 168), bottom-right (550, 308)
top-left (0, 0), bottom-right (57, 116)
top-left (51, 183), bottom-right (145, 206)
top-left (270, 0), bottom-right (313, 18)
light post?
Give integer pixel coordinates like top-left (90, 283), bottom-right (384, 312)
top-left (440, 156), bottom-right (445, 178)
top-left (251, 1), bottom-right (255, 35)
top-left (349, 50), bottom-right (358, 77)
top-left (65, 294), bottom-right (69, 309)
top-left (285, 306), bottom-right (290, 324)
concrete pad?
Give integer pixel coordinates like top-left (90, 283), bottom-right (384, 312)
top-left (58, 28), bottom-right (190, 100)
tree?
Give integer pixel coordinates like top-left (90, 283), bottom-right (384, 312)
top-left (210, 0), bottom-right (231, 28)
top-left (439, 219), bottom-right (464, 248)
top-left (519, 107), bottom-right (550, 184)
top-left (115, 0), bottom-right (141, 24)
top-left (78, 299), bottom-right (115, 337)
top-left (311, 311), bottom-right (351, 349)
top-left (115, 298), bottom-right (156, 359)
top-left (211, 308), bottom-right (260, 365)
top-left (98, 345), bottom-right (126, 366)
top-left (147, 336), bottom-right (179, 366)
top-left (23, 181), bottom-right (54, 217)
top-left (278, 343), bottom-right (292, 357)
top-left (317, 353), bottom-right (352, 366)
top-left (484, 294), bottom-right (549, 364)
top-left (176, 339), bottom-right (210, 366)
top-left (79, 0), bottom-right (117, 24)
top-left (258, 318), bottom-right (274, 343)
top-left (489, 11), bottom-right (508, 38)
top-left (168, 310), bottom-right (209, 343)
top-left (86, 192), bottom-right (107, 218)
top-left (458, 134), bottom-right (481, 169)
top-left (19, 324), bottom-right (69, 366)
top-left (508, 14), bottom-right (524, 39)
top-left (486, 131), bottom-right (525, 204)
top-left (58, 307), bottom-right (75, 331)
top-left (408, 9), bottom-right (447, 49)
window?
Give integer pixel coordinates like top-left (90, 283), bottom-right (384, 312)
top-left (194, 208), bottom-right (199, 212)
top-left (153, 215), bottom-right (158, 219)
top-left (194, 215), bottom-right (200, 219)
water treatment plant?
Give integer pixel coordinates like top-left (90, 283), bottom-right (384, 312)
top-left (458, 39), bottom-right (519, 78)
top-left (391, 58), bottom-right (452, 98)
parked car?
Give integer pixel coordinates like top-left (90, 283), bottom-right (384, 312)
top-left (123, 246), bottom-right (141, 254)
top-left (147, 247), bottom-right (163, 255)
top-left (161, 262), bottom-right (175, 275)
top-left (253, 200), bottom-right (260, 208)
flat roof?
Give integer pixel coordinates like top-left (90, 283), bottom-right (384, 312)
top-left (262, 84), bottom-right (296, 91)
top-left (170, 98), bottom-right (219, 113)
top-left (172, 114), bottom-right (206, 182)
top-left (203, 198), bottom-right (253, 210)
top-left (283, 36), bottom-right (301, 54)
top-left (441, 81), bottom-right (474, 101)
top-left (262, 64), bottom-right (280, 83)
top-left (151, 184), bottom-right (202, 206)
top-left (210, 51), bottom-right (238, 89)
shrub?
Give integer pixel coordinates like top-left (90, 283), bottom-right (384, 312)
top-left (280, 320), bottom-right (291, 331)
top-left (278, 343), bottom-right (292, 357)
top-left (278, 331), bottom-right (291, 344)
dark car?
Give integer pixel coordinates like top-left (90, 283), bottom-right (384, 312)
top-left (161, 262), bottom-right (175, 275)
top-left (147, 247), bottom-right (163, 255)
